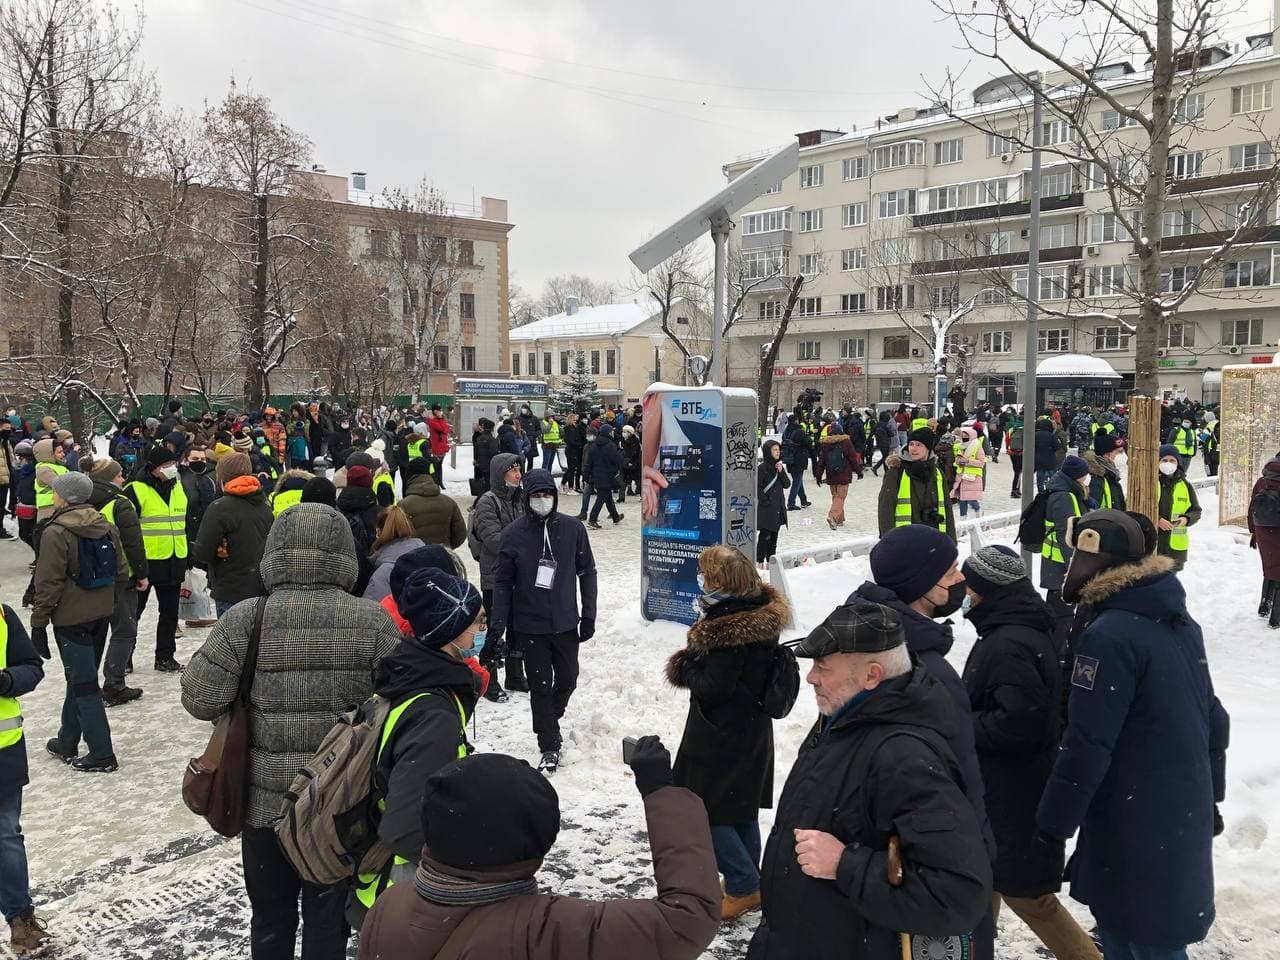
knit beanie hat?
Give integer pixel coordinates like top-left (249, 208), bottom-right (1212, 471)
top-left (147, 445), bottom-right (177, 470)
top-left (345, 451), bottom-right (376, 470)
top-left (300, 476), bottom-right (337, 507)
top-left (346, 465), bottom-right (373, 488)
top-left (232, 434), bottom-right (254, 453)
top-left (421, 754), bottom-right (560, 869)
top-left (405, 457), bottom-right (433, 478)
top-left (50, 471), bottom-right (93, 505)
top-left (870, 525), bottom-right (958, 604)
top-left (1094, 432), bottom-right (1123, 456)
top-left (85, 457), bottom-right (123, 483)
top-left (961, 545), bottom-right (1027, 598)
top-left (389, 544), bottom-right (461, 599)
top-left (398, 568), bottom-right (482, 649)
top-left (215, 451), bottom-right (252, 487)
top-left (908, 427), bottom-right (936, 449)
top-left (1159, 444), bottom-right (1180, 460)
top-left (1061, 455), bottom-right (1089, 480)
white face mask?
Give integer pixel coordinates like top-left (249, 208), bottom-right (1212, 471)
top-left (529, 497), bottom-right (553, 517)
top-left (1159, 461), bottom-right (1178, 476)
top-left (159, 464), bottom-right (179, 481)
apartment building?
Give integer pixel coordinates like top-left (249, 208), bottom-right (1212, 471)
top-left (723, 33), bottom-right (1280, 411)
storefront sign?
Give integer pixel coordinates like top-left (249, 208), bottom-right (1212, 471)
top-left (454, 378), bottom-right (548, 397)
top-left (774, 364), bottom-right (862, 377)
top-left (1157, 359), bottom-right (1198, 368)
top-left (1251, 355), bottom-right (1274, 364)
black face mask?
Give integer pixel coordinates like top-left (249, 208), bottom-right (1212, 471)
top-left (932, 581), bottom-right (967, 618)
top-left (187, 461), bottom-right (207, 473)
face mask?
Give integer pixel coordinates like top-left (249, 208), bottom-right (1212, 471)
top-left (455, 630), bottom-right (485, 661)
top-left (1182, 421), bottom-right (1191, 429)
top-left (505, 480), bottom-right (521, 490)
top-left (340, 422), bottom-right (350, 430)
top-left (159, 464), bottom-right (179, 481)
top-left (188, 461), bottom-right (207, 473)
top-left (932, 581), bottom-right (968, 618)
top-left (1159, 461), bottom-right (1178, 476)
top-left (530, 497), bottom-right (553, 517)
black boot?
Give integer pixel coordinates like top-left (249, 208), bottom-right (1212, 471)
top-left (1261, 580), bottom-right (1275, 619)
top-left (1270, 594), bottom-right (1280, 630)
top-left (505, 653), bottom-right (530, 692)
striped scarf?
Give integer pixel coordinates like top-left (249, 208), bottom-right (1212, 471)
top-left (414, 859), bottom-right (538, 906)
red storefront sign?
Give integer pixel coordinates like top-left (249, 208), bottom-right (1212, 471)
top-left (1251, 355), bottom-right (1274, 364)
top-left (774, 364), bottom-right (863, 377)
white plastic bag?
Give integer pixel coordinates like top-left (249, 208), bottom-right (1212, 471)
top-left (179, 567), bottom-right (216, 622)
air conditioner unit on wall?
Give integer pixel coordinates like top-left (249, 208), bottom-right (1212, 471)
top-left (1226, 345), bottom-right (1243, 355)
top-left (1085, 244), bottom-right (1101, 257)
top-left (1156, 348), bottom-right (1168, 357)
top-left (1020, 229), bottom-right (1029, 239)
top-left (1000, 152), bottom-right (1014, 163)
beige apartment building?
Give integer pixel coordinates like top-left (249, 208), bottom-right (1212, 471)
top-left (723, 32), bottom-right (1280, 411)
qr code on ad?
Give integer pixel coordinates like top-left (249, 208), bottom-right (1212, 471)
top-left (699, 496), bottom-right (718, 520)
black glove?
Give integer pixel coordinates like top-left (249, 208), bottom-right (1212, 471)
top-left (628, 734), bottom-right (673, 798)
top-left (0, 670), bottom-right (12, 696)
top-left (1213, 804), bottom-right (1225, 837)
top-left (31, 625), bottom-right (50, 661)
top-left (579, 618), bottom-right (595, 642)
top-left (487, 627), bottom-right (504, 655)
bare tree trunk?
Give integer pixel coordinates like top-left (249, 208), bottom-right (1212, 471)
top-left (756, 276), bottom-right (805, 425)
top-left (248, 192), bottom-right (270, 406)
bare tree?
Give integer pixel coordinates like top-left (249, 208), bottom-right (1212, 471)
top-left (538, 273), bottom-right (617, 315)
top-left (508, 277), bottom-right (539, 327)
top-left (634, 247), bottom-right (712, 382)
top-left (755, 275), bottom-right (807, 423)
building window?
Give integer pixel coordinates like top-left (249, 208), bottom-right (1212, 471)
top-left (1230, 142), bottom-right (1273, 171)
top-left (1038, 328), bottom-right (1070, 352)
top-left (1161, 209), bottom-right (1200, 237)
top-left (882, 335), bottom-right (910, 359)
top-left (1227, 200), bottom-right (1269, 229)
top-left (798, 209), bottom-right (823, 232)
top-left (796, 340), bottom-right (821, 360)
top-left (1039, 223), bottom-right (1074, 248)
top-left (456, 240), bottom-right (475, 266)
top-left (976, 375), bottom-right (1018, 404)
top-left (589, 350), bottom-right (600, 374)
top-left (880, 377), bottom-right (913, 403)
top-left (742, 247), bottom-right (788, 279)
top-left (459, 293), bottom-right (476, 319)
top-left (1100, 109), bottom-right (1137, 130)
top-left (542, 352), bottom-right (552, 376)
top-left (560, 350), bottom-right (571, 375)
top-left (986, 128), bottom-right (1019, 156)
top-left (1089, 265), bottom-right (1127, 296)
top-left (839, 293), bottom-right (867, 314)
top-left (839, 336), bottom-right (865, 359)
top-left (429, 236), bottom-right (448, 262)
top-left (875, 285), bottom-right (915, 311)
top-left (977, 230), bottom-right (1009, 256)
top-left (404, 345), bottom-right (416, 370)
top-left (842, 202), bottom-right (867, 228)
top-left (1224, 256), bottom-right (1271, 288)
top-left (369, 229), bottom-right (389, 257)
top-left (842, 156), bottom-right (867, 180)
top-left (799, 163), bottom-right (824, 188)
top-left (796, 296), bottom-right (822, 317)
top-left (1232, 81), bottom-right (1273, 114)
top-left (872, 140), bottom-right (924, 171)
top-left (1088, 212), bottom-right (1128, 243)
top-left (931, 285), bottom-right (959, 309)
top-left (872, 237), bottom-right (915, 266)
top-left (742, 209), bottom-right (792, 235)
top-left (763, 181), bottom-right (782, 194)
top-left (1161, 265), bottom-right (1199, 292)
top-left (400, 233), bottom-right (418, 261)
top-left (1014, 265), bottom-right (1070, 300)
top-left (606, 349), bottom-right (616, 375)
top-left (798, 253), bottom-right (824, 276)
top-left (1093, 325), bottom-right (1129, 351)
top-left (433, 345), bottom-right (450, 369)
top-left (512, 353), bottom-right (520, 375)
top-left (875, 189), bottom-right (917, 219)
top-left (1164, 322), bottom-right (1196, 348)
top-left (1175, 92), bottom-right (1205, 122)
top-left (982, 331), bottom-right (1013, 353)
top-left (841, 247), bottom-right (867, 271)
top-left (925, 177), bottom-right (1011, 213)
top-left (1222, 318), bottom-right (1264, 346)
top-left (1041, 166), bottom-right (1076, 196)
top-left (979, 286), bottom-right (1009, 305)
top-left (934, 138), bottom-right (963, 165)
top-left (758, 299), bottom-right (783, 320)
top-left (461, 346), bottom-right (477, 371)
top-left (402, 285), bottom-right (419, 315)
top-left (1041, 119), bottom-right (1075, 146)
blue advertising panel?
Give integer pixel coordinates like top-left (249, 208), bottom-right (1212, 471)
top-left (454, 378), bottom-right (549, 397)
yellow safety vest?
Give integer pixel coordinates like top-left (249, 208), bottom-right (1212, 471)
top-left (99, 497), bottom-right (133, 578)
top-left (895, 467), bottom-right (948, 534)
top-left (541, 420), bottom-right (561, 445)
top-left (372, 473), bottom-right (395, 503)
top-left (271, 488), bottom-right (303, 517)
top-left (353, 692), bottom-right (468, 912)
top-left (1099, 478), bottom-right (1112, 510)
top-left (0, 617), bottom-right (22, 751)
top-left (406, 437), bottom-right (426, 460)
top-left (1168, 480), bottom-right (1192, 552)
top-left (128, 481), bottom-right (188, 561)
top-left (35, 462), bottom-right (68, 510)
top-left (911, 418), bottom-right (930, 432)
top-left (956, 439), bottom-right (984, 479)
top-left (1171, 427), bottom-right (1197, 457)
top-left (1043, 491), bottom-right (1082, 564)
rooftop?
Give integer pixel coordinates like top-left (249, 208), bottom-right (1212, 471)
top-left (1037, 354), bottom-right (1122, 378)
top-left (509, 302), bottom-right (659, 341)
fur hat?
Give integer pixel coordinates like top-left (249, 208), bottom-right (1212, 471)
top-left (1062, 510), bottom-right (1158, 604)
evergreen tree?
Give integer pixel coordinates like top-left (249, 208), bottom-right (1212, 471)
top-left (551, 350), bottom-right (601, 415)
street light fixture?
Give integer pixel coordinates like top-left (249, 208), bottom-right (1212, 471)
top-left (648, 332), bottom-right (665, 383)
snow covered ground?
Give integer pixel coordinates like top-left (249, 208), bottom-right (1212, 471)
top-left (6, 448), bottom-right (1274, 959)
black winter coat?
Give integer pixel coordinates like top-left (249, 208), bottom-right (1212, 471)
top-left (780, 423), bottom-right (808, 468)
top-left (1033, 420), bottom-right (1062, 472)
top-left (497, 424), bottom-right (520, 456)
top-left (757, 459), bottom-right (790, 535)
top-left (0, 605), bottom-right (44, 788)
top-left (336, 485), bottom-right (379, 595)
top-left (473, 431), bottom-right (499, 483)
top-left (962, 580), bottom-right (1065, 897)
top-left (748, 667), bottom-right (992, 960)
top-left (667, 589), bottom-right (788, 824)
top-left (587, 434), bottom-right (623, 487)
top-left (190, 477), bottom-right (274, 604)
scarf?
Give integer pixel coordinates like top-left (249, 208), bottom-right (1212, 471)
top-left (414, 859), bottom-right (538, 906)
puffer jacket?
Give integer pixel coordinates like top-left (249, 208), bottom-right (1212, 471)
top-left (181, 503), bottom-right (402, 827)
top-left (470, 453), bottom-right (523, 590)
top-left (400, 473), bottom-right (466, 549)
top-left (191, 475), bottom-right (274, 604)
top-left (30, 504), bottom-right (128, 629)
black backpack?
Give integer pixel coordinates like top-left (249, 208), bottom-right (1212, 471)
top-left (759, 645), bottom-right (800, 719)
top-left (75, 534), bottom-right (118, 589)
top-left (1252, 486), bottom-right (1280, 528)
top-left (823, 441), bottom-right (847, 475)
top-left (1015, 490), bottom-right (1053, 550)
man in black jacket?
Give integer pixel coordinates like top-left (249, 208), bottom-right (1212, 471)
top-left (748, 600), bottom-right (991, 960)
top-left (488, 469), bottom-right (597, 774)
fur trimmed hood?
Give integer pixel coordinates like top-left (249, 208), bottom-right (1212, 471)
top-left (1076, 554), bottom-right (1176, 606)
top-left (666, 585), bottom-right (789, 686)
top-left (819, 432), bottom-right (850, 445)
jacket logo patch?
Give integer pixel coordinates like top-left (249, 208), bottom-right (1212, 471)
top-left (1072, 655), bottom-right (1099, 691)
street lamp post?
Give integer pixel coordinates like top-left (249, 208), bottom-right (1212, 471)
top-left (649, 332), bottom-right (665, 384)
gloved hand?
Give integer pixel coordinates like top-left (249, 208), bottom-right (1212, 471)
top-left (0, 669), bottom-right (12, 696)
top-left (579, 618), bottom-right (595, 642)
top-left (31, 625), bottom-right (50, 660)
top-left (628, 735), bottom-right (673, 798)
top-left (487, 628), bottom-right (504, 656)
top-left (1213, 804), bottom-right (1225, 837)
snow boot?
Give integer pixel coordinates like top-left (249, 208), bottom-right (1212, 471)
top-left (1260, 580), bottom-right (1277, 619)
top-left (538, 750), bottom-right (560, 775)
top-left (102, 685), bottom-right (144, 707)
top-left (505, 653), bottom-right (530, 693)
top-left (611, 513), bottom-right (625, 524)
top-left (154, 657), bottom-right (185, 673)
top-left (71, 753), bottom-right (118, 773)
top-left (1271, 601), bottom-right (1280, 630)
top-left (8, 910), bottom-right (51, 956)
top-left (45, 738), bottom-right (76, 764)
top-left (721, 890), bottom-right (762, 922)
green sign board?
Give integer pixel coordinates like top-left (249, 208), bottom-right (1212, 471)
top-left (1157, 359), bottom-right (1199, 368)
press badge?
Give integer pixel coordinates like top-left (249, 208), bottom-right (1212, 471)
top-left (536, 560), bottom-right (557, 589)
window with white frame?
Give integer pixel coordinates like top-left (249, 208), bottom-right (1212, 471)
top-left (1089, 212), bottom-right (1128, 243)
top-left (872, 236), bottom-right (915, 265)
top-left (839, 294), bottom-right (867, 315)
top-left (1225, 256), bottom-right (1271, 288)
top-left (1039, 223), bottom-right (1074, 248)
top-left (842, 202), bottom-right (867, 227)
top-left (796, 297), bottom-right (822, 317)
top-left (978, 178), bottom-right (1012, 204)
top-left (1161, 265), bottom-right (1199, 292)
top-left (798, 209), bottom-right (823, 232)
top-left (1100, 108), bottom-right (1137, 130)
top-left (879, 376), bottom-right (913, 401)
top-left (986, 128), bottom-right (1019, 156)
top-left (1014, 265), bottom-right (1070, 300)
top-left (1222, 318), bottom-right (1264, 346)
top-left (512, 353), bottom-right (521, 375)
top-left (1230, 142), bottom-right (1274, 171)
top-left (979, 286), bottom-right (1009, 305)
top-left (799, 164), bottom-right (824, 188)
top-left (1232, 81), bottom-right (1272, 115)
top-left (1093, 325), bottom-right (1130, 350)
top-left (875, 189), bottom-right (917, 219)
top-left (796, 340), bottom-right (822, 360)
top-left (882, 337), bottom-right (911, 360)
top-left (1038, 328), bottom-right (1070, 352)
top-left (1041, 119), bottom-right (1075, 146)
top-left (1041, 166), bottom-right (1076, 196)
top-left (1161, 209), bottom-right (1201, 237)
top-left (1166, 151), bottom-right (1204, 180)
top-left (982, 331), bottom-right (1013, 353)
top-left (841, 247), bottom-right (867, 270)
top-left (933, 237), bottom-right (962, 261)
top-left (1227, 200), bottom-right (1270, 229)
top-left (798, 253), bottom-right (824, 276)
top-left (1164, 322), bottom-right (1196, 348)
top-left (1175, 92), bottom-right (1205, 122)
top-left (875, 285), bottom-right (915, 311)
top-left (872, 140), bottom-right (924, 171)
top-left (758, 299), bottom-right (783, 320)
top-left (839, 336), bottom-right (866, 358)
top-left (742, 209), bottom-right (791, 235)
top-left (934, 138), bottom-right (964, 165)
top-left (1089, 264), bottom-right (1127, 296)
top-left (985, 231), bottom-right (1013, 255)
top-left (924, 177), bottom-right (1012, 212)
top-left (742, 247), bottom-right (788, 279)
top-left (842, 156), bottom-right (867, 180)
top-left (931, 285), bottom-right (959, 309)
top-left (763, 182), bottom-right (782, 195)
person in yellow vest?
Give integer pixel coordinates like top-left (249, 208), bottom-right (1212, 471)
top-left (539, 414), bottom-right (561, 473)
top-left (877, 427), bottom-right (956, 543)
top-left (1039, 455), bottom-right (1091, 649)
top-left (269, 470), bottom-right (312, 518)
top-left (31, 438), bottom-right (69, 526)
top-left (1165, 417), bottom-right (1198, 473)
top-left (123, 447), bottom-right (189, 672)
top-left (1157, 445), bottom-right (1202, 571)
top-left (1083, 432), bottom-right (1126, 511)
top-left (347, 566), bottom-right (480, 929)
top-left (0, 600), bottom-right (49, 953)
top-left (952, 425), bottom-right (987, 518)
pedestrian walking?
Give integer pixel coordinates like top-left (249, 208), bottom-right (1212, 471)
top-left (1249, 452), bottom-right (1280, 628)
top-left (817, 421), bottom-right (855, 531)
top-left (756, 440), bottom-right (789, 564)
top-left (586, 423), bottom-right (625, 528)
top-left (467, 453), bottom-right (524, 700)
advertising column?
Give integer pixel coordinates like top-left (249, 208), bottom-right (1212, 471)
top-left (639, 384), bottom-right (758, 625)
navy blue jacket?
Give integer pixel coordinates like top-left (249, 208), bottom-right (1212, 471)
top-left (0, 604), bottom-right (45, 789)
top-left (1037, 558), bottom-right (1229, 948)
top-left (497, 423), bottom-right (520, 457)
top-left (587, 434), bottom-right (623, 487)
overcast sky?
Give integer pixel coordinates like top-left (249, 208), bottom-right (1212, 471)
top-left (141, 0), bottom-right (1276, 303)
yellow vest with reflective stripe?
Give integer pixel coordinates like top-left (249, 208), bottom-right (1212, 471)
top-left (128, 481), bottom-right (188, 560)
top-left (99, 497), bottom-right (134, 578)
top-left (0, 617), bottom-right (22, 751)
top-left (353, 692), bottom-right (469, 911)
top-left (406, 437), bottom-right (426, 460)
top-left (271, 488), bottom-right (303, 517)
top-left (541, 420), bottom-right (561, 445)
top-left (1043, 491), bottom-right (1081, 564)
top-left (35, 462), bottom-right (68, 510)
top-left (372, 473), bottom-right (395, 503)
top-left (911, 418), bottom-right (930, 432)
top-left (1171, 426), bottom-right (1197, 457)
top-left (956, 439), bottom-right (984, 479)
top-left (1168, 479), bottom-right (1192, 552)
top-left (895, 467), bottom-right (948, 534)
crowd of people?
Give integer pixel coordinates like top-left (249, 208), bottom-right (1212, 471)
top-left (0, 387), bottom-right (1260, 960)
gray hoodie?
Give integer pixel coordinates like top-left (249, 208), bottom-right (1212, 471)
top-left (469, 453), bottom-right (523, 590)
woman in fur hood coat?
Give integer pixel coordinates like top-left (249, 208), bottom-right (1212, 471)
top-left (666, 545), bottom-right (789, 921)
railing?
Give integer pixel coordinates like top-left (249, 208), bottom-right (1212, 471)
top-left (911, 245), bottom-right (1083, 276)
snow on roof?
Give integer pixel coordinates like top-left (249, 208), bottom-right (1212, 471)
top-left (509, 303), bottom-right (657, 341)
top-left (1036, 353), bottom-right (1121, 378)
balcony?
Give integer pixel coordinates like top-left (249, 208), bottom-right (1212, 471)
top-left (911, 192), bottom-right (1084, 229)
top-left (911, 245), bottom-right (1083, 276)
top-left (1169, 166), bottom-right (1279, 195)
top-left (1157, 226), bottom-right (1280, 253)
